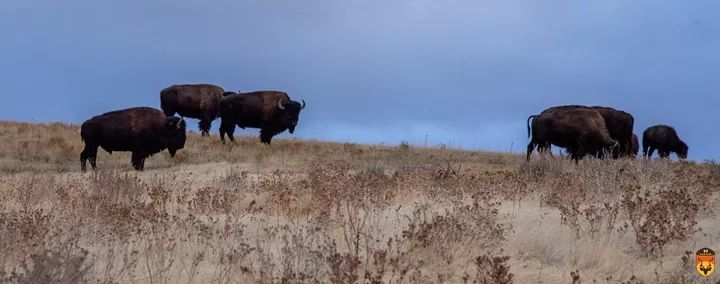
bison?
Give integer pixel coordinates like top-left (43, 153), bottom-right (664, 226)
top-left (80, 107), bottom-right (186, 171)
top-left (160, 84), bottom-right (224, 136)
top-left (219, 91), bottom-right (305, 144)
top-left (642, 125), bottom-right (688, 159)
top-left (589, 106), bottom-right (634, 158)
top-left (534, 105), bottom-right (634, 158)
top-left (527, 107), bottom-right (618, 162)
top-left (630, 134), bottom-right (639, 158)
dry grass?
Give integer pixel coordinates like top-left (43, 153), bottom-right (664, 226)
top-left (0, 120), bottom-right (719, 283)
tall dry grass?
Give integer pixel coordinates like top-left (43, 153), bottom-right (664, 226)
top-left (0, 121), bottom-right (718, 283)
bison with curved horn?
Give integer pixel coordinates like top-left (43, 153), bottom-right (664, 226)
top-left (80, 107), bottom-right (186, 171)
top-left (219, 91), bottom-right (306, 144)
top-left (527, 107), bottom-right (618, 162)
top-left (642, 125), bottom-right (688, 159)
top-left (160, 84), bottom-right (225, 137)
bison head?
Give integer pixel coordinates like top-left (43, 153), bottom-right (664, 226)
top-left (677, 141), bottom-right (689, 159)
top-left (165, 117), bottom-right (187, 157)
top-left (277, 98), bottom-right (306, 134)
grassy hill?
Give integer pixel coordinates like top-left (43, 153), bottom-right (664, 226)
top-left (0, 121), bottom-right (718, 283)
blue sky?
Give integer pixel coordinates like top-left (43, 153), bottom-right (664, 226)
top-left (2, 0), bottom-right (718, 160)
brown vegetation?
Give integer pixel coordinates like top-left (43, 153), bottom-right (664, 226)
top-left (0, 121), bottom-right (718, 283)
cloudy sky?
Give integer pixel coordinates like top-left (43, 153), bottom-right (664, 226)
top-left (2, 0), bottom-right (718, 160)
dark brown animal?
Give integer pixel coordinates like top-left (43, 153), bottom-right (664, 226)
top-left (590, 106), bottom-right (635, 158)
top-left (219, 91), bottom-right (305, 144)
top-left (527, 108), bottom-right (618, 162)
top-left (80, 107), bottom-right (186, 171)
top-left (160, 84), bottom-right (224, 136)
top-left (535, 105), bottom-right (634, 158)
top-left (642, 125), bottom-right (688, 159)
top-left (630, 134), bottom-right (639, 157)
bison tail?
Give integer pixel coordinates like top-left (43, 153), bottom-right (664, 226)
top-left (527, 115), bottom-right (537, 139)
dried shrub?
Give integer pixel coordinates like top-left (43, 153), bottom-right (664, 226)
top-left (0, 209), bottom-right (52, 263)
top-left (464, 253), bottom-right (513, 284)
top-left (622, 186), bottom-right (700, 257)
top-left (518, 158), bottom-right (569, 182)
top-left (91, 170), bottom-right (145, 205)
top-left (2, 236), bottom-right (92, 284)
top-left (190, 186), bottom-right (240, 214)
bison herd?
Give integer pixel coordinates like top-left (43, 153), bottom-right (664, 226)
top-left (80, 84), bottom-right (688, 171)
top-left (80, 84), bottom-right (306, 171)
top-left (527, 105), bottom-right (688, 162)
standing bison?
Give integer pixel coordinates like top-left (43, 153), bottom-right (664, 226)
top-left (219, 91), bottom-right (305, 144)
top-left (80, 107), bottom-right (186, 171)
top-left (533, 105), bottom-right (634, 158)
top-left (527, 107), bottom-right (618, 161)
top-left (160, 84), bottom-right (224, 136)
top-left (642, 125), bottom-right (688, 159)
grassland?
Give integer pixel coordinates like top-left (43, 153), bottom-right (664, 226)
top-left (0, 120), bottom-right (719, 283)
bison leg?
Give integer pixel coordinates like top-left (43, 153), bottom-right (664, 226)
top-left (199, 120), bottom-right (212, 137)
top-left (571, 142), bottom-right (586, 163)
top-left (259, 129), bottom-right (275, 145)
top-left (80, 143), bottom-right (98, 172)
top-left (131, 152), bottom-right (147, 171)
top-left (539, 142), bottom-right (553, 159)
top-left (220, 120), bottom-right (235, 143)
top-left (622, 140), bottom-right (632, 158)
top-left (660, 150), bottom-right (670, 159)
top-left (646, 147), bottom-right (656, 159)
top-left (526, 141), bottom-right (535, 161)
top-left (90, 156), bottom-right (97, 171)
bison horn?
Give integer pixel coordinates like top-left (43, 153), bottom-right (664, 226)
top-left (277, 99), bottom-right (286, 110)
top-left (301, 99), bottom-right (306, 110)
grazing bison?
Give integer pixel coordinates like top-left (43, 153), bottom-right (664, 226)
top-left (80, 107), bottom-right (186, 171)
top-left (535, 105), bottom-right (634, 158)
top-left (527, 108), bottom-right (618, 162)
top-left (589, 106), bottom-right (634, 158)
top-left (642, 125), bottom-right (688, 159)
top-left (160, 84), bottom-right (224, 136)
top-left (219, 91), bottom-right (305, 144)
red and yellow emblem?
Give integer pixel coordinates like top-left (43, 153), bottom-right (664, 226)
top-left (696, 248), bottom-right (715, 277)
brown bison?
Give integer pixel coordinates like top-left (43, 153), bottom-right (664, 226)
top-left (527, 108), bottom-right (618, 161)
top-left (80, 107), bottom-right (186, 171)
top-left (589, 106), bottom-right (635, 158)
top-left (160, 84), bottom-right (224, 136)
top-left (533, 105), bottom-right (634, 158)
top-left (219, 91), bottom-right (305, 144)
top-left (642, 125), bottom-right (688, 159)
top-left (630, 134), bottom-right (639, 157)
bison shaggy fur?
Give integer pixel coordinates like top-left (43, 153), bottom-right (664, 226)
top-left (642, 125), bottom-right (688, 159)
top-left (219, 91), bottom-right (305, 144)
top-left (527, 107), bottom-right (618, 161)
top-left (533, 105), bottom-right (634, 158)
top-left (80, 107), bottom-right (186, 171)
top-left (160, 84), bottom-right (224, 136)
